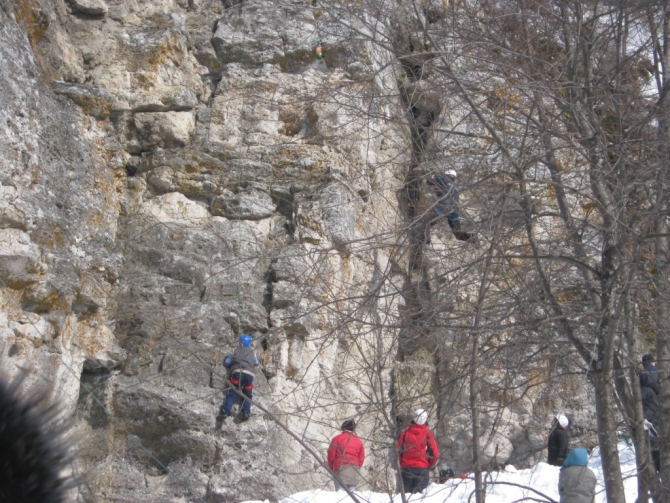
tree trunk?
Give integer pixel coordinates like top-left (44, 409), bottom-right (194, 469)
top-left (655, 217), bottom-right (670, 502)
top-left (469, 240), bottom-right (498, 503)
top-left (470, 332), bottom-right (483, 503)
top-left (614, 352), bottom-right (656, 503)
top-left (591, 370), bottom-right (627, 503)
top-left (655, 8), bottom-right (670, 500)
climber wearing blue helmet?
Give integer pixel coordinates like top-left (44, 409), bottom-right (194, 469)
top-left (216, 334), bottom-right (260, 426)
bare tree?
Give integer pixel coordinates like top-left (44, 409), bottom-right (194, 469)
top-left (14, 0), bottom-right (670, 500)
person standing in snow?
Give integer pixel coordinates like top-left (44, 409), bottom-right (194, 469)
top-left (397, 409), bottom-right (439, 494)
top-left (327, 419), bottom-right (365, 492)
top-left (640, 354), bottom-right (660, 471)
top-left (558, 448), bottom-right (597, 503)
top-left (640, 353), bottom-right (659, 394)
top-left (216, 334), bottom-right (259, 426)
top-left (548, 414), bottom-right (570, 466)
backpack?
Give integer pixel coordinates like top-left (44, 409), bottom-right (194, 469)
top-left (439, 467), bottom-right (454, 483)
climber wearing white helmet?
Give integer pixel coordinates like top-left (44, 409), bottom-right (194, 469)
top-left (424, 169), bottom-right (477, 244)
top-left (397, 409), bottom-right (439, 494)
top-left (547, 414), bottom-right (570, 466)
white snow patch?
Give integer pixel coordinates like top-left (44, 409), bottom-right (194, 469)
top-left (249, 442), bottom-right (641, 503)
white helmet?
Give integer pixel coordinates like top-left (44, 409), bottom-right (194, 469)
top-left (556, 414), bottom-right (569, 428)
top-left (414, 409), bottom-right (428, 425)
top-left (445, 170), bottom-right (457, 179)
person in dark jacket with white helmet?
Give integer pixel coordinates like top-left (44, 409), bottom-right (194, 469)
top-left (216, 334), bottom-right (259, 426)
top-left (548, 414), bottom-right (570, 466)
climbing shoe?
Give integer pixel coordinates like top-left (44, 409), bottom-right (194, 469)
top-left (238, 411), bottom-right (250, 422)
top-left (215, 413), bottom-right (229, 428)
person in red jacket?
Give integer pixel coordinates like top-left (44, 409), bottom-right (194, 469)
top-left (397, 409), bottom-right (439, 494)
top-left (327, 419), bottom-right (365, 491)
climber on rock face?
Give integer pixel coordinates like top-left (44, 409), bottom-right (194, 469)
top-left (424, 170), bottom-right (477, 244)
top-left (216, 334), bottom-right (259, 426)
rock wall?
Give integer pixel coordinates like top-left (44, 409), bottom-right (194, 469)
top-left (0, 0), bottom-right (598, 501)
top-left (1, 0), bottom-right (407, 500)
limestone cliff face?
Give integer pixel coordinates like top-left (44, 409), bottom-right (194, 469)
top-left (0, 0), bottom-right (596, 501)
top-left (1, 1), bottom-right (404, 500)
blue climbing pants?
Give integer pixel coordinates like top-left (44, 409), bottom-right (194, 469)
top-left (220, 372), bottom-right (253, 415)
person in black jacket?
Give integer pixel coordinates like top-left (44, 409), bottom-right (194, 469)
top-left (640, 354), bottom-right (660, 471)
top-left (640, 354), bottom-right (659, 394)
top-left (640, 354), bottom-right (659, 424)
top-left (216, 334), bottom-right (260, 426)
top-left (547, 414), bottom-right (569, 466)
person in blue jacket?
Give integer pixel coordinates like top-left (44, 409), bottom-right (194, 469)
top-left (216, 334), bottom-right (259, 426)
top-left (424, 170), bottom-right (476, 243)
top-left (558, 448), bottom-right (596, 503)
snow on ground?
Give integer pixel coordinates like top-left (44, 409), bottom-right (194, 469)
top-left (244, 441), bottom-right (642, 503)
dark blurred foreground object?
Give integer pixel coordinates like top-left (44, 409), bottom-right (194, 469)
top-left (0, 375), bottom-right (73, 502)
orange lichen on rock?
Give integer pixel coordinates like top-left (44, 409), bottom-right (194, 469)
top-left (10, 0), bottom-right (49, 47)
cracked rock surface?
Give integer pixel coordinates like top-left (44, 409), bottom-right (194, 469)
top-left (1, 1), bottom-right (405, 500)
top-left (0, 0), bottom-right (595, 500)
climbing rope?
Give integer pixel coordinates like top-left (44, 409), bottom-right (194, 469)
top-left (234, 3), bottom-right (251, 337)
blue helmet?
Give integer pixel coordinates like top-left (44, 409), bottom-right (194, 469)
top-left (239, 334), bottom-right (252, 347)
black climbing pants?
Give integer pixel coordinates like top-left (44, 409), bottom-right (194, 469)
top-left (401, 468), bottom-right (430, 494)
top-left (422, 210), bottom-right (475, 243)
